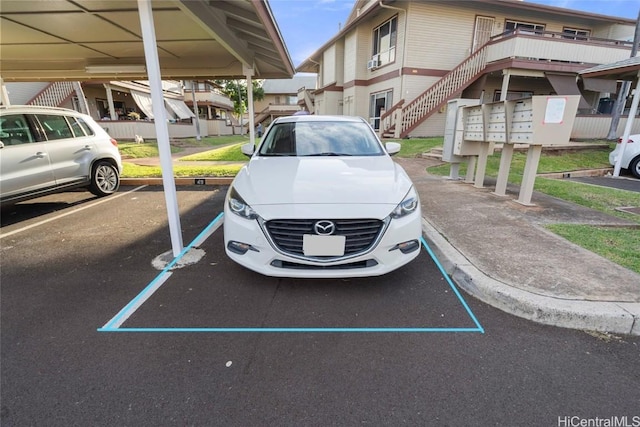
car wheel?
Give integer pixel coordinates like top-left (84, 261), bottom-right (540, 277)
top-left (630, 156), bottom-right (640, 179)
top-left (89, 160), bottom-right (120, 196)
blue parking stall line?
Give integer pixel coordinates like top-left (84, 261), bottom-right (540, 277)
top-left (99, 212), bottom-right (225, 331)
top-left (420, 236), bottom-right (485, 334)
top-left (98, 327), bottom-right (483, 333)
top-left (191, 212), bottom-right (224, 248)
top-left (99, 215), bottom-right (484, 334)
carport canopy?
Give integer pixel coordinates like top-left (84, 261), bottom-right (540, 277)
top-left (0, 0), bottom-right (294, 81)
top-left (0, 0), bottom-right (294, 258)
top-left (580, 56), bottom-right (640, 177)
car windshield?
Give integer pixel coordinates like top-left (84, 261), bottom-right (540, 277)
top-left (258, 121), bottom-right (385, 157)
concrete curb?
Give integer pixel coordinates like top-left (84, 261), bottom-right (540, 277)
top-left (421, 218), bottom-right (640, 336)
top-left (121, 177), bottom-right (233, 186)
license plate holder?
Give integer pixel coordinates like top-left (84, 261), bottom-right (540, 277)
top-left (302, 234), bottom-right (346, 256)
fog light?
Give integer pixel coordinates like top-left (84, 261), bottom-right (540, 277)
top-left (390, 239), bottom-right (420, 254)
top-left (227, 241), bottom-right (258, 255)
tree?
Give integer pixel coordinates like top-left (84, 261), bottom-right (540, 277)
top-left (215, 79), bottom-right (265, 119)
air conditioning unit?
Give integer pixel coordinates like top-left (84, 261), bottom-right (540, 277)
top-left (367, 59), bottom-right (380, 70)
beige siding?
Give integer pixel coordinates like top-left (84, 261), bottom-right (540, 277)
top-left (588, 23), bottom-right (634, 40)
top-left (344, 32), bottom-right (358, 83)
top-left (320, 91), bottom-right (344, 115)
top-left (335, 39), bottom-right (345, 86)
top-left (571, 116), bottom-right (640, 140)
top-left (354, 25), bottom-right (373, 81)
top-left (323, 45), bottom-right (337, 86)
top-left (401, 75), bottom-right (439, 105)
top-left (353, 86), bottom-right (371, 120)
top-left (404, 2), bottom-right (635, 72)
top-left (405, 3), bottom-right (477, 70)
top-left (409, 113), bottom-right (448, 138)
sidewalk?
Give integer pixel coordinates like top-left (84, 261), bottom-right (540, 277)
top-left (395, 157), bottom-right (640, 336)
top-left (121, 154), bottom-right (640, 336)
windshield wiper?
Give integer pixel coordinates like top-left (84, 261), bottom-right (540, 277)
top-left (304, 152), bottom-right (352, 156)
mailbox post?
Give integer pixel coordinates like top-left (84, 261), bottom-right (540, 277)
top-left (442, 99), bottom-right (480, 180)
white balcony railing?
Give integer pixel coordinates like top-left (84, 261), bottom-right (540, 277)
top-left (486, 30), bottom-right (632, 66)
top-left (379, 30), bottom-right (633, 138)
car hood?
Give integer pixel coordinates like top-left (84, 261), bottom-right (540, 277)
top-left (233, 156), bottom-right (413, 206)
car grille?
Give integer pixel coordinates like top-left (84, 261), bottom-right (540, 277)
top-left (263, 218), bottom-right (385, 259)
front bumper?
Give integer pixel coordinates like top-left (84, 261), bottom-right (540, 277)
top-left (223, 207), bottom-right (422, 278)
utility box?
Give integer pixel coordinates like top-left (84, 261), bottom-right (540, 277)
top-left (442, 98), bottom-right (480, 162)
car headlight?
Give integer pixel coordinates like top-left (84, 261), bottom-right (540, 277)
top-left (390, 187), bottom-right (419, 219)
top-left (228, 187), bottom-right (258, 220)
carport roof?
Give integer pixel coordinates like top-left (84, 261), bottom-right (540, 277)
top-left (579, 56), bottom-right (640, 80)
top-left (0, 0), bottom-right (295, 82)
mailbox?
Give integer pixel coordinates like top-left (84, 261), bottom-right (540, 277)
top-left (442, 98), bottom-right (480, 162)
top-left (451, 95), bottom-right (580, 205)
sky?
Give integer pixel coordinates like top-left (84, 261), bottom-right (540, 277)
top-left (268, 0), bottom-right (640, 69)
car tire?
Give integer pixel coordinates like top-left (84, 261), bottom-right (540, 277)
top-left (629, 156), bottom-right (640, 179)
top-left (89, 160), bottom-right (120, 197)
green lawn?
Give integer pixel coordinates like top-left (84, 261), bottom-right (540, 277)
top-left (179, 143), bottom-right (248, 162)
top-left (119, 135), bottom-right (249, 158)
top-left (122, 162), bottom-right (243, 178)
top-left (424, 140), bottom-right (639, 274)
top-left (546, 224), bottom-right (640, 274)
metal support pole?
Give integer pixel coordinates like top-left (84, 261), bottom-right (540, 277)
top-left (516, 145), bottom-right (543, 206)
top-left (137, 0), bottom-right (184, 257)
top-left (0, 77), bottom-right (11, 106)
top-left (614, 74), bottom-right (640, 177)
top-left (465, 156), bottom-right (477, 183)
top-left (448, 163), bottom-right (461, 180)
top-left (493, 73), bottom-right (512, 196)
top-left (493, 143), bottom-right (514, 196)
top-left (190, 82), bottom-right (201, 141)
top-left (473, 143), bottom-right (490, 188)
top-left (244, 65), bottom-right (255, 146)
top-left (72, 82), bottom-right (90, 115)
top-left (104, 83), bottom-right (118, 120)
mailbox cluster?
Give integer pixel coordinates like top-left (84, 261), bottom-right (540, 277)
top-left (443, 95), bottom-right (580, 205)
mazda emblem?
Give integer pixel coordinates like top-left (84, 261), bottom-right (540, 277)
top-left (314, 220), bottom-right (335, 236)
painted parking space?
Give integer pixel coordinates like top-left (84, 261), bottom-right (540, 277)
top-left (99, 213), bottom-right (483, 333)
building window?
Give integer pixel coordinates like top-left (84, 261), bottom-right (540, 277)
top-left (369, 90), bottom-right (393, 130)
top-left (505, 20), bottom-right (545, 34)
top-left (372, 16), bottom-right (397, 66)
top-left (562, 27), bottom-right (590, 40)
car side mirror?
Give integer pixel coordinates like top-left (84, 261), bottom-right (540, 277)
top-left (385, 142), bottom-right (401, 156)
top-left (241, 143), bottom-right (255, 157)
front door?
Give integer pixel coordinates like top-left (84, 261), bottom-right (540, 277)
top-left (472, 16), bottom-right (495, 52)
top-left (369, 90), bottom-right (393, 130)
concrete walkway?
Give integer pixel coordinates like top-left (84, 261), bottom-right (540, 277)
top-left (396, 157), bottom-right (640, 336)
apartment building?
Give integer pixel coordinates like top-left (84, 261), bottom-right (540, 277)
top-left (297, 0), bottom-right (637, 138)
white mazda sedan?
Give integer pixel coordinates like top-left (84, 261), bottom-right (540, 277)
top-left (223, 115), bottom-right (422, 278)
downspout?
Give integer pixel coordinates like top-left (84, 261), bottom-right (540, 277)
top-left (379, 1), bottom-right (407, 108)
top-left (379, 1), bottom-right (407, 137)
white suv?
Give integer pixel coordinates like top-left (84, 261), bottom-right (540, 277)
top-left (0, 105), bottom-right (122, 205)
top-left (609, 134), bottom-right (640, 178)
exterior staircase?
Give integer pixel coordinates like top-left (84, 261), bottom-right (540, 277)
top-left (379, 44), bottom-right (489, 139)
top-left (27, 81), bottom-right (77, 108)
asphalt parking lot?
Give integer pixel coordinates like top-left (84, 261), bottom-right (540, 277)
top-left (2, 185), bottom-right (639, 426)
